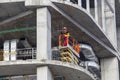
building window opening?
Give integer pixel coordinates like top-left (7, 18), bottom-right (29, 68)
top-left (70, 0), bottom-right (78, 4)
top-left (81, 0), bottom-right (86, 9)
top-left (90, 0), bottom-right (95, 18)
top-left (90, 0), bottom-right (95, 8)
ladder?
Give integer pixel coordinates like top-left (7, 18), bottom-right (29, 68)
top-left (60, 47), bottom-right (79, 65)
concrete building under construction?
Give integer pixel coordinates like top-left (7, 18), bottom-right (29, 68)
top-left (0, 0), bottom-right (120, 80)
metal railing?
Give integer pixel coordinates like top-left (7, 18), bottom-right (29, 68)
top-left (17, 48), bottom-right (36, 60)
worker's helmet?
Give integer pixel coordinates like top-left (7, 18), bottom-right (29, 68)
top-left (63, 27), bottom-right (67, 30)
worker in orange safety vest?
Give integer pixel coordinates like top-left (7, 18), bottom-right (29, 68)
top-left (74, 43), bottom-right (80, 54)
top-left (74, 42), bottom-right (81, 63)
top-left (59, 27), bottom-right (70, 46)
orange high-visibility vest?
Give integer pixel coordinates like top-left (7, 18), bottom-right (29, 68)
top-left (58, 32), bottom-right (70, 46)
top-left (74, 44), bottom-right (80, 54)
top-left (63, 33), bottom-right (70, 46)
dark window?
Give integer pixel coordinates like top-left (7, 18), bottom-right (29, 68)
top-left (70, 0), bottom-right (78, 4)
top-left (90, 0), bottom-right (95, 8)
top-left (82, 0), bottom-right (86, 9)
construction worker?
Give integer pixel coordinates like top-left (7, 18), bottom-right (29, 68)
top-left (74, 42), bottom-right (80, 54)
top-left (74, 42), bottom-right (81, 64)
top-left (59, 27), bottom-right (70, 46)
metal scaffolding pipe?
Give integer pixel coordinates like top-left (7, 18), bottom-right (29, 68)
top-left (0, 26), bottom-right (36, 35)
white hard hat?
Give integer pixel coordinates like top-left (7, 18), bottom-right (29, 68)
top-left (63, 27), bottom-right (67, 29)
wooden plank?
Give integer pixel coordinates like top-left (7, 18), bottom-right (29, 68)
top-left (60, 47), bottom-right (79, 64)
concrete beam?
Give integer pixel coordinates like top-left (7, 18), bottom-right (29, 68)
top-left (0, 10), bottom-right (33, 26)
top-left (0, 0), bottom-right (24, 3)
top-left (25, 0), bottom-right (50, 7)
top-left (101, 57), bottom-right (119, 80)
top-left (37, 7), bottom-right (51, 60)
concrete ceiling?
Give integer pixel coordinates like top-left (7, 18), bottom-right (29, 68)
top-left (0, 2), bottom-right (28, 21)
top-left (0, 12), bottom-right (36, 48)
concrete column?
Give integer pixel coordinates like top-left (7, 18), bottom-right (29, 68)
top-left (101, 0), bottom-right (106, 31)
top-left (37, 66), bottom-right (53, 80)
top-left (103, 0), bottom-right (117, 48)
top-left (37, 7), bottom-right (51, 60)
top-left (94, 0), bottom-right (98, 23)
top-left (78, 0), bottom-right (82, 7)
top-left (101, 57), bottom-right (119, 80)
top-left (86, 0), bottom-right (90, 13)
